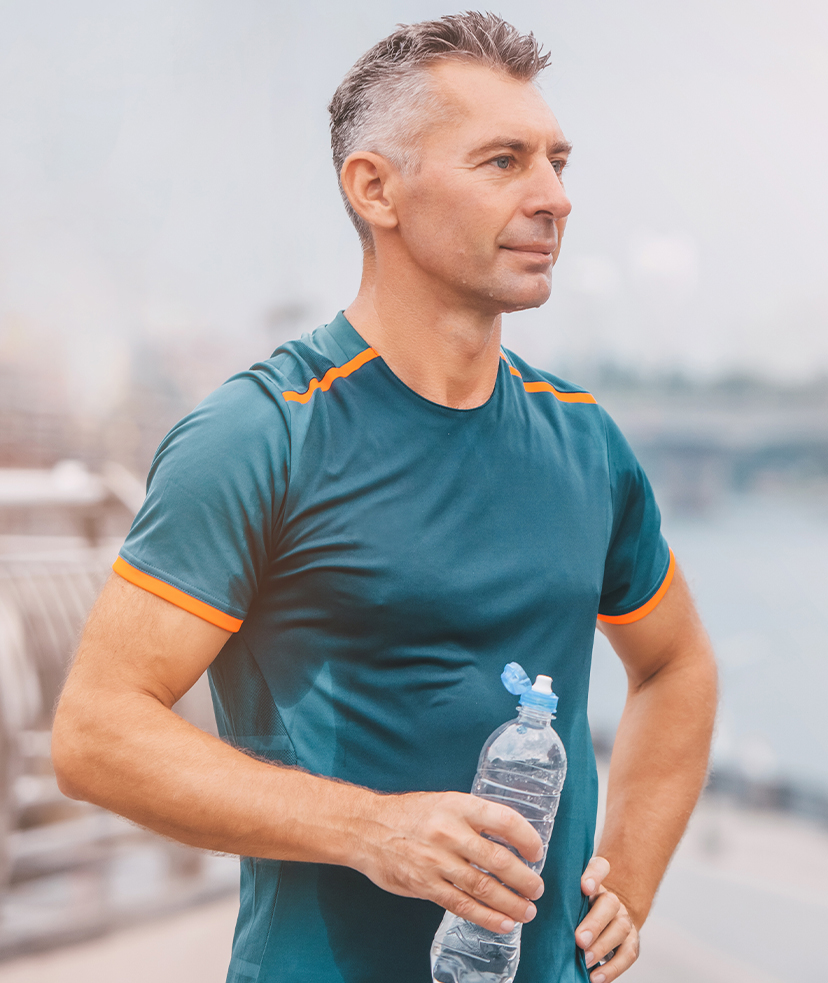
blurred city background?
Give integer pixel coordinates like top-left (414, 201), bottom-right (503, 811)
top-left (1, 0), bottom-right (826, 980)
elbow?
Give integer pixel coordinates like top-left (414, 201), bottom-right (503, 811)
top-left (51, 703), bottom-right (96, 802)
top-left (53, 771), bottom-right (85, 803)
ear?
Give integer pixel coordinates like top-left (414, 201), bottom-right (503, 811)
top-left (552, 216), bottom-right (567, 265)
top-left (340, 151), bottom-right (400, 236)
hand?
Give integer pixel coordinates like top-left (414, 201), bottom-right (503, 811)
top-left (576, 857), bottom-right (640, 982)
top-left (354, 790), bottom-right (545, 935)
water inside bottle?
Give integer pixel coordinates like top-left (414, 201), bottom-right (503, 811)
top-left (431, 919), bottom-right (520, 983)
top-left (473, 760), bottom-right (563, 871)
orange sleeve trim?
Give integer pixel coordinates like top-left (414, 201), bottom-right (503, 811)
top-left (523, 380), bottom-right (597, 403)
top-left (282, 347), bottom-right (380, 404)
top-left (597, 550), bottom-right (676, 625)
top-left (112, 556), bottom-right (243, 632)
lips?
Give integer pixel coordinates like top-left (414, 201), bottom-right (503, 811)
top-left (502, 244), bottom-right (555, 257)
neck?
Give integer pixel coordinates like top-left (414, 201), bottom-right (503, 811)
top-left (518, 705), bottom-right (552, 723)
top-left (344, 251), bottom-right (503, 410)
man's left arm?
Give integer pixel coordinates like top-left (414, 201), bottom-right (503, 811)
top-left (575, 564), bottom-right (718, 981)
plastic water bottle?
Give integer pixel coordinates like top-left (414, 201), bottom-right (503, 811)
top-left (430, 663), bottom-right (567, 983)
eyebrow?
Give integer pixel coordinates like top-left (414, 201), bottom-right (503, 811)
top-left (469, 137), bottom-right (573, 158)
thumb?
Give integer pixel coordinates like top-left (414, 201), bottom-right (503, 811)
top-left (581, 855), bottom-right (610, 898)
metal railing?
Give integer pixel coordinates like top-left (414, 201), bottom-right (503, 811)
top-left (0, 474), bottom-right (237, 958)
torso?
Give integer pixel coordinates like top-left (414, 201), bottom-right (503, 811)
top-left (211, 313), bottom-right (609, 982)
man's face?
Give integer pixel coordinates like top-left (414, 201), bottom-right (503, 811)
top-left (389, 60), bottom-right (572, 316)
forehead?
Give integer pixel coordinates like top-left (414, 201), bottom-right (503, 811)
top-left (421, 60), bottom-right (565, 155)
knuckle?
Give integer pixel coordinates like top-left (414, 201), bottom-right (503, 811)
top-left (480, 841), bottom-right (509, 872)
top-left (435, 885), bottom-right (459, 910)
top-left (444, 792), bottom-right (467, 812)
top-left (471, 870), bottom-right (494, 898)
top-left (453, 894), bottom-right (477, 920)
top-left (602, 891), bottom-right (621, 916)
top-left (430, 822), bottom-right (455, 849)
top-left (427, 795), bottom-right (453, 822)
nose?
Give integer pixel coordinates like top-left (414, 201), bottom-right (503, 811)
top-left (526, 158), bottom-right (572, 223)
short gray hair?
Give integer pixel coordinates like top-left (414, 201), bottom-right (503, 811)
top-left (328, 11), bottom-right (550, 250)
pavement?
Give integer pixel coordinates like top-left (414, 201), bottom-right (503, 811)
top-left (0, 895), bottom-right (237, 983)
top-left (1, 789), bottom-right (821, 982)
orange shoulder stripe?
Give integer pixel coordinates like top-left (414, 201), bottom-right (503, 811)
top-left (499, 352), bottom-right (523, 377)
top-left (597, 550), bottom-right (676, 625)
top-left (522, 380), bottom-right (597, 403)
top-left (282, 347), bottom-right (379, 404)
top-left (113, 556), bottom-right (243, 632)
top-left (500, 353), bottom-right (596, 403)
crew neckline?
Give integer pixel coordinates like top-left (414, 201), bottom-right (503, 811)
top-left (325, 311), bottom-right (503, 415)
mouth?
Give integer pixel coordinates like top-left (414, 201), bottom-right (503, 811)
top-left (501, 245), bottom-right (555, 262)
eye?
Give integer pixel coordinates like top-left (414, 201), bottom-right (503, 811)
top-left (551, 158), bottom-right (568, 176)
top-left (491, 155), bottom-right (513, 170)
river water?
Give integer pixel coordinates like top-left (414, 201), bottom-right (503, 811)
top-left (589, 485), bottom-right (828, 792)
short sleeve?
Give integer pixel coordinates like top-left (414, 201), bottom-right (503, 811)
top-left (597, 410), bottom-right (673, 624)
top-left (114, 374), bottom-right (290, 632)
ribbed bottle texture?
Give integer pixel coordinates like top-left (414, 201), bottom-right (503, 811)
top-left (430, 696), bottom-right (567, 983)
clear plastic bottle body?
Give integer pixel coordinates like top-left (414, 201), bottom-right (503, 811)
top-left (431, 706), bottom-right (567, 983)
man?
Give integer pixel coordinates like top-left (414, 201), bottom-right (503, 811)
top-left (52, 12), bottom-right (717, 983)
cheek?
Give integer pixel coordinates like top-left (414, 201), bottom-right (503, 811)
top-left (403, 174), bottom-right (483, 234)
top-left (403, 192), bottom-right (489, 263)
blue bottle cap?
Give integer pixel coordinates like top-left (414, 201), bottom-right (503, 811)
top-left (501, 662), bottom-right (532, 695)
top-left (501, 663), bottom-right (559, 713)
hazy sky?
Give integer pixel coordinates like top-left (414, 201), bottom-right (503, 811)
top-left (1, 0), bottom-right (827, 414)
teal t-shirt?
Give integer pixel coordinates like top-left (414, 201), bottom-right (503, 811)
top-left (117, 312), bottom-right (672, 983)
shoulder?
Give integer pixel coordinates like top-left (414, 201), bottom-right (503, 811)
top-left (500, 347), bottom-right (611, 440)
top-left (254, 314), bottom-right (375, 407)
top-left (162, 316), bottom-right (361, 448)
top-left (501, 347), bottom-right (596, 403)
top-left (499, 348), bottom-right (648, 469)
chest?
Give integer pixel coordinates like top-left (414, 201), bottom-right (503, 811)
top-left (269, 390), bottom-right (611, 644)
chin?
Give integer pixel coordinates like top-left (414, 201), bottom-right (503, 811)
top-left (494, 283), bottom-right (552, 314)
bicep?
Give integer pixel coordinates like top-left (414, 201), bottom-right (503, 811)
top-left (65, 574), bottom-right (232, 709)
top-left (598, 565), bottom-right (714, 688)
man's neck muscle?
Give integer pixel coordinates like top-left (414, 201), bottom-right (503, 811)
top-left (345, 252), bottom-right (502, 411)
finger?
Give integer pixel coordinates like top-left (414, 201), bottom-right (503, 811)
top-left (581, 855), bottom-right (611, 897)
top-left (449, 860), bottom-right (539, 926)
top-left (587, 927), bottom-right (639, 983)
top-left (470, 799), bottom-right (544, 865)
top-left (436, 881), bottom-right (526, 936)
top-left (463, 835), bottom-right (544, 901)
top-left (583, 912), bottom-right (634, 969)
top-left (576, 890), bottom-right (620, 952)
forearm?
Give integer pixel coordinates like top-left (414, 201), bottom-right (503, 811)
top-left (52, 686), bottom-right (376, 866)
top-left (53, 679), bottom-right (547, 934)
top-left (51, 577), bottom-right (547, 936)
top-left (596, 646), bottom-right (717, 926)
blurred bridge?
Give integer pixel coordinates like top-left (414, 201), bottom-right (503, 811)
top-left (603, 387), bottom-right (828, 513)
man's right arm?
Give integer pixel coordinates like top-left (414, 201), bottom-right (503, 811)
top-left (52, 574), bottom-right (544, 934)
